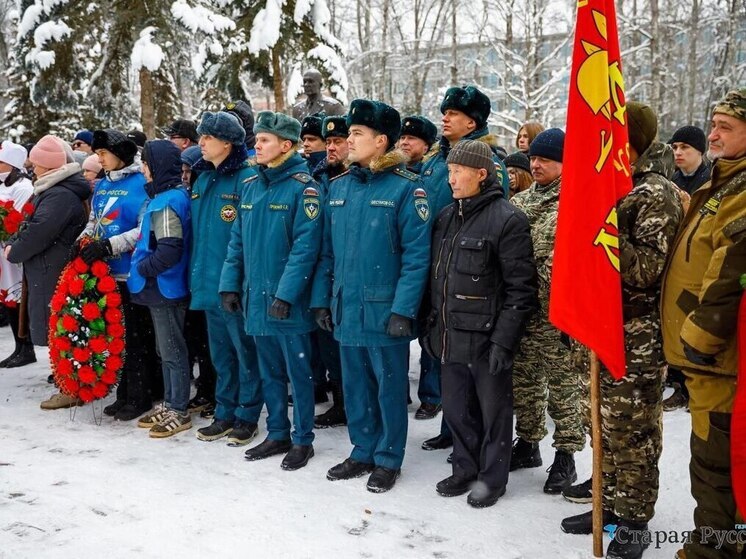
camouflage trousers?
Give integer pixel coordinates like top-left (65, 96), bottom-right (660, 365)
top-left (513, 317), bottom-right (585, 453)
top-left (600, 367), bottom-right (664, 523)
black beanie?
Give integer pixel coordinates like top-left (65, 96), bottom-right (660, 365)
top-left (529, 128), bottom-right (565, 162)
top-left (669, 125), bottom-right (706, 154)
top-left (503, 151), bottom-right (531, 173)
top-left (91, 129), bottom-right (138, 166)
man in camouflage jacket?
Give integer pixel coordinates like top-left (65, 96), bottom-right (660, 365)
top-left (662, 89), bottom-right (746, 559)
top-left (562, 102), bottom-right (684, 559)
top-left (510, 128), bottom-right (585, 494)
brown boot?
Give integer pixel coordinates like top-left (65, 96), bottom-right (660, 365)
top-left (40, 392), bottom-right (82, 410)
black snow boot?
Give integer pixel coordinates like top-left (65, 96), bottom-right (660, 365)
top-left (5, 343), bottom-right (36, 368)
top-left (314, 382), bottom-right (347, 428)
top-left (510, 437), bottom-right (542, 471)
top-left (606, 519), bottom-right (650, 559)
top-left (543, 450), bottom-right (577, 494)
top-left (561, 509), bottom-right (620, 534)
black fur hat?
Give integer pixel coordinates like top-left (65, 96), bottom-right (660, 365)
top-left (301, 113), bottom-right (325, 139)
top-left (347, 99), bottom-right (401, 149)
top-left (401, 115), bottom-right (438, 147)
top-left (322, 116), bottom-right (348, 140)
top-left (440, 86), bottom-right (492, 129)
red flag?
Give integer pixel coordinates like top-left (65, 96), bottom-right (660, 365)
top-left (732, 292), bottom-right (746, 517)
top-left (549, 0), bottom-right (632, 380)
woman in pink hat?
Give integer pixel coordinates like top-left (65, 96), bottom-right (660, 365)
top-left (4, 135), bottom-right (90, 409)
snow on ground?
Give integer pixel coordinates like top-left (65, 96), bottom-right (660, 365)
top-left (0, 328), bottom-right (694, 558)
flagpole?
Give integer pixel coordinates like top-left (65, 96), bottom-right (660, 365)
top-left (590, 350), bottom-right (604, 557)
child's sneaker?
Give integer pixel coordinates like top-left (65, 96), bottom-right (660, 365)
top-left (137, 405), bottom-right (167, 428)
top-left (149, 410), bottom-right (192, 438)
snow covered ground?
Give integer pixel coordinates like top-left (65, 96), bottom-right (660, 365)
top-left (0, 328), bottom-right (694, 559)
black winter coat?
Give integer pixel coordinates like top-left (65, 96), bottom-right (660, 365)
top-left (8, 165), bottom-right (89, 345)
top-left (424, 183), bottom-right (538, 364)
top-left (671, 159), bottom-right (711, 194)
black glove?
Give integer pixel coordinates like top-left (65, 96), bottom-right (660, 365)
top-left (80, 238), bottom-right (112, 264)
top-left (420, 334), bottom-right (436, 359)
top-left (488, 343), bottom-right (513, 376)
top-left (220, 292), bottom-right (241, 313)
top-left (682, 340), bottom-right (716, 366)
top-left (386, 313), bottom-right (413, 337)
top-left (268, 298), bottom-right (291, 320)
top-left (70, 237), bottom-right (83, 259)
top-left (314, 308), bottom-right (333, 332)
top-left (559, 332), bottom-right (572, 350)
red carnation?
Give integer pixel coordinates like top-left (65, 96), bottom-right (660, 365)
top-left (56, 358), bottom-right (73, 377)
top-left (48, 314), bottom-right (58, 331)
top-left (72, 258), bottom-right (89, 274)
top-left (78, 387), bottom-right (94, 403)
top-left (109, 338), bottom-right (125, 354)
top-left (21, 203), bottom-right (34, 215)
top-left (48, 346), bottom-right (60, 361)
top-left (54, 336), bottom-right (72, 352)
top-left (2, 200), bottom-right (13, 210)
top-left (77, 365), bottom-right (96, 385)
top-left (101, 370), bottom-right (118, 385)
top-left (98, 276), bottom-right (117, 293)
top-left (59, 377), bottom-right (79, 396)
top-left (105, 292), bottom-right (122, 308)
top-left (107, 323), bottom-right (125, 338)
top-left (50, 292), bottom-right (67, 313)
top-left (60, 314), bottom-right (79, 332)
top-left (68, 276), bottom-right (85, 297)
top-left (92, 382), bottom-right (109, 398)
top-left (89, 336), bottom-right (107, 354)
top-left (104, 308), bottom-right (122, 324)
top-left (105, 355), bottom-right (123, 372)
top-left (81, 302), bottom-right (101, 321)
top-left (91, 261), bottom-right (109, 278)
top-left (72, 347), bottom-right (92, 363)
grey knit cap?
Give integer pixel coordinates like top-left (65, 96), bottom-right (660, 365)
top-left (447, 139), bottom-right (495, 174)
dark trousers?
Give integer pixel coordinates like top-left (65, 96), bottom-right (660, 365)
top-left (254, 333), bottom-right (315, 445)
top-left (117, 282), bottom-right (160, 407)
top-left (204, 309), bottom-right (263, 424)
top-left (185, 309), bottom-right (216, 401)
top-left (667, 366), bottom-right (690, 399)
top-left (6, 305), bottom-right (33, 352)
top-left (340, 344), bottom-right (409, 469)
top-left (311, 329), bottom-right (342, 385)
top-left (417, 345), bottom-right (441, 405)
top-left (442, 358), bottom-right (513, 491)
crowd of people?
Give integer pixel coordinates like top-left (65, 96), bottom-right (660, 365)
top-left (0, 77), bottom-right (744, 559)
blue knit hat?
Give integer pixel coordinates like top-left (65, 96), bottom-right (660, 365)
top-left (181, 145), bottom-right (202, 168)
top-left (347, 99), bottom-right (401, 149)
top-left (254, 111), bottom-right (302, 143)
top-left (529, 128), bottom-right (565, 162)
top-left (74, 130), bottom-right (94, 146)
top-left (197, 111), bottom-right (246, 146)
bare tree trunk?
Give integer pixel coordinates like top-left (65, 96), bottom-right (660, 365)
top-left (685, 0), bottom-right (699, 123)
top-left (271, 48), bottom-right (284, 112)
top-left (380, 0), bottom-right (391, 102)
top-left (450, 1), bottom-right (458, 84)
top-left (649, 0), bottom-right (660, 108)
top-left (139, 68), bottom-right (155, 139)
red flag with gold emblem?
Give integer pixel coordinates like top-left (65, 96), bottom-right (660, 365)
top-left (549, 0), bottom-right (632, 380)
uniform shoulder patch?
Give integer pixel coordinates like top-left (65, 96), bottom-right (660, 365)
top-left (413, 187), bottom-right (427, 198)
top-left (291, 172), bottom-right (312, 184)
top-left (330, 170), bottom-right (349, 181)
top-left (394, 167), bottom-right (418, 182)
top-left (303, 186), bottom-right (319, 197)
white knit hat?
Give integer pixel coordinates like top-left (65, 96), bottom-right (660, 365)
top-left (0, 140), bottom-right (28, 170)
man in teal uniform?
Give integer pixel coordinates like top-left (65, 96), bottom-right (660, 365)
top-left (312, 99), bottom-right (432, 492)
top-left (221, 111), bottom-right (322, 471)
